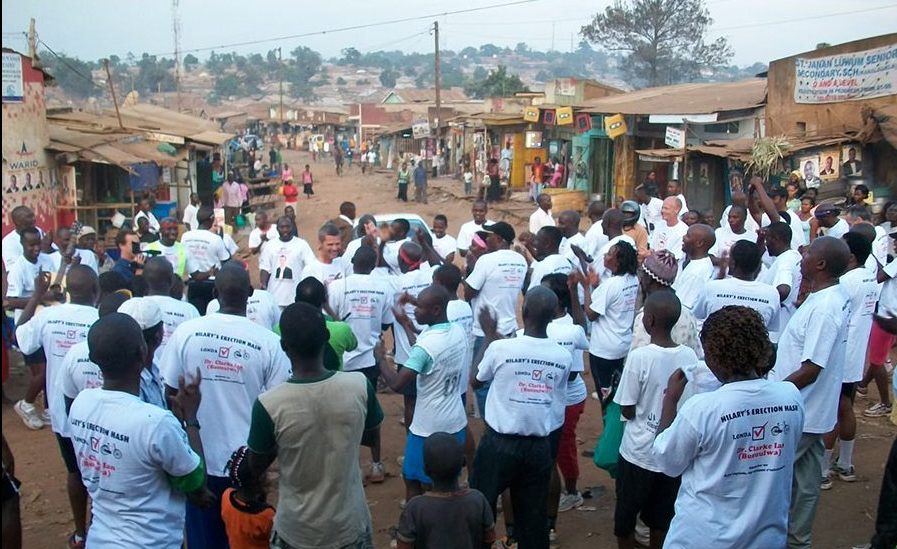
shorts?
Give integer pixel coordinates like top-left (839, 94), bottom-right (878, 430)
top-left (614, 456), bottom-right (680, 537)
top-left (55, 433), bottom-right (79, 474)
top-left (403, 430), bottom-right (466, 484)
top-left (359, 365), bottom-right (379, 389)
top-left (868, 321), bottom-right (895, 365)
top-left (548, 426), bottom-right (563, 461)
top-left (24, 347), bottom-right (46, 366)
top-left (841, 382), bottom-right (857, 401)
top-left (396, 365), bottom-right (417, 397)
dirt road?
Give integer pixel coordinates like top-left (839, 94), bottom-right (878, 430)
top-left (3, 149), bottom-right (895, 548)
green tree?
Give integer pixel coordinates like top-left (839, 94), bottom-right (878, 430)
top-left (286, 46), bottom-right (322, 100)
top-left (134, 53), bottom-right (175, 94)
top-left (479, 44), bottom-right (502, 57)
top-left (463, 65), bottom-right (528, 99)
top-left (581, 0), bottom-right (732, 87)
top-left (514, 42), bottom-right (530, 54)
top-left (404, 66), bottom-right (417, 77)
top-left (41, 50), bottom-right (97, 99)
top-left (183, 53), bottom-right (199, 70)
top-left (340, 47), bottom-right (361, 65)
top-left (336, 76), bottom-right (347, 85)
top-left (472, 66), bottom-right (488, 81)
top-left (379, 68), bottom-right (399, 88)
top-left (213, 74), bottom-right (241, 97)
top-left (535, 69), bottom-right (551, 82)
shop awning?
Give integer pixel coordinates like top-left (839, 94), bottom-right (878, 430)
top-left (580, 78), bottom-right (767, 116)
top-left (47, 121), bottom-right (188, 170)
top-left (636, 144), bottom-right (749, 161)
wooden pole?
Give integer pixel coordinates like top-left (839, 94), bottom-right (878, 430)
top-left (681, 119), bottom-right (688, 194)
top-left (433, 21), bottom-right (440, 139)
top-left (278, 47), bottom-right (284, 125)
top-left (104, 59), bottom-right (124, 130)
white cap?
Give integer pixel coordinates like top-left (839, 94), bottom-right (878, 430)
top-left (117, 297), bottom-right (163, 330)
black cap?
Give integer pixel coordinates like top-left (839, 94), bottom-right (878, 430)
top-left (814, 203), bottom-right (841, 218)
top-left (478, 221), bottom-right (515, 244)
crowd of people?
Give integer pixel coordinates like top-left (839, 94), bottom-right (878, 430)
top-left (2, 168), bottom-right (896, 549)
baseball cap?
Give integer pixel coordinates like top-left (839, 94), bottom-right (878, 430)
top-left (117, 297), bottom-right (163, 330)
top-left (477, 221), bottom-right (515, 244)
top-left (77, 226), bottom-right (97, 238)
top-left (814, 203), bottom-right (841, 218)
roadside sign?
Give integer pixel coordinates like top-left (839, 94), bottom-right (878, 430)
top-left (665, 126), bottom-right (685, 149)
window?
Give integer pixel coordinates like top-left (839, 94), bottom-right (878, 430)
top-left (703, 121), bottom-right (740, 134)
top-left (795, 122), bottom-right (807, 136)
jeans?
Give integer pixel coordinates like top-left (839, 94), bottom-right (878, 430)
top-left (472, 336), bottom-right (491, 416)
top-left (186, 474), bottom-right (232, 549)
top-left (471, 428), bottom-right (552, 549)
top-left (397, 183), bottom-right (408, 202)
top-left (414, 184), bottom-right (427, 204)
top-left (788, 433), bottom-right (824, 549)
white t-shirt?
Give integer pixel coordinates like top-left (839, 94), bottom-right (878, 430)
top-left (247, 225), bottom-right (278, 251)
top-left (181, 229), bottom-right (230, 275)
top-left (159, 312), bottom-right (291, 474)
top-left (304, 256), bottom-right (351, 287)
top-left (223, 233), bottom-right (239, 256)
top-left (456, 219), bottom-right (493, 253)
top-left (476, 336), bottom-right (573, 436)
top-left (759, 250), bottom-right (803, 340)
top-left (559, 232), bottom-right (587, 265)
top-left (760, 212), bottom-right (806, 251)
top-left (584, 221), bottom-right (607, 258)
top-left (73, 248), bottom-right (99, 273)
top-left (447, 299), bottom-right (474, 389)
top-left (143, 295), bottom-right (200, 359)
top-left (2, 229), bottom-right (25, 270)
top-left (769, 284), bottom-right (849, 434)
top-left (824, 218), bottom-right (850, 239)
top-left (432, 234), bottom-right (458, 260)
top-left (547, 315), bottom-right (588, 407)
top-left (720, 205), bottom-right (760, 234)
top-left (840, 267), bottom-right (878, 383)
top-left (529, 208), bottom-right (555, 234)
top-left (649, 221), bottom-right (688, 259)
top-left (589, 274), bottom-right (639, 359)
top-left (206, 289), bottom-right (281, 331)
top-left (327, 273), bottom-right (395, 371)
top-left (259, 237), bottom-right (315, 307)
top-left (465, 249), bottom-right (527, 337)
top-left (879, 259), bottom-right (897, 318)
top-left (343, 236), bottom-right (378, 264)
top-left (528, 254), bottom-right (575, 292)
top-left (381, 238), bottom-right (410, 276)
top-left (407, 322), bottom-right (469, 437)
top-left (182, 203), bottom-right (199, 231)
top-left (68, 389), bottom-right (200, 549)
top-left (709, 226), bottom-right (757, 259)
top-left (653, 379), bottom-right (804, 549)
top-left (671, 257), bottom-right (714, 310)
top-left (615, 344), bottom-right (699, 472)
top-left (15, 303), bottom-right (98, 434)
top-left (640, 198), bottom-right (664, 233)
top-left (592, 235), bottom-right (637, 282)
top-left (6, 254), bottom-right (57, 322)
top-left (693, 278), bottom-right (781, 331)
top-left (872, 225), bottom-right (889, 267)
top-left (675, 193), bottom-right (689, 214)
top-left (134, 210), bottom-right (160, 233)
top-left (388, 266), bottom-right (435, 364)
top-left (60, 341), bottom-right (102, 407)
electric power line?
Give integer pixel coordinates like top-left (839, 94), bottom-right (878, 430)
top-left (37, 37), bottom-right (107, 91)
top-left (711, 3), bottom-right (897, 32)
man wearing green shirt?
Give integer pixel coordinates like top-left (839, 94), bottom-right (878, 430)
top-left (246, 303), bottom-right (382, 549)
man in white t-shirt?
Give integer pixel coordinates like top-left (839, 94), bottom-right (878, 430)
top-left (15, 265), bottom-right (99, 547)
top-left (557, 210), bottom-right (587, 266)
top-left (758, 222), bottom-right (803, 340)
top-left (583, 201), bottom-right (608, 258)
top-left (671, 224), bottom-right (715, 310)
top-left (206, 288), bottom-right (281, 330)
top-left (380, 219), bottom-right (412, 276)
top-left (181, 206), bottom-right (231, 313)
top-left (456, 200), bottom-right (493, 257)
top-left (666, 180), bottom-right (688, 214)
top-left (431, 214), bottom-right (457, 263)
top-left (327, 246), bottom-right (395, 483)
top-left (142, 258), bottom-right (200, 359)
top-left (259, 216), bottom-right (315, 308)
top-left (144, 218), bottom-right (189, 279)
top-left (719, 190), bottom-right (760, 235)
top-left (710, 205), bottom-right (757, 260)
top-left (649, 197), bottom-right (688, 260)
top-left (134, 198), bottom-right (161, 234)
top-left (768, 236), bottom-right (851, 548)
top-left (72, 226), bottom-right (100, 274)
top-left (2, 205), bottom-right (41, 271)
top-left (529, 193), bottom-right (555, 234)
top-left (527, 226), bottom-right (575, 292)
top-left (820, 232), bottom-right (878, 489)
top-left (749, 181), bottom-right (806, 251)
top-left (463, 222), bottom-right (527, 415)
top-left (635, 185), bottom-right (663, 235)
top-left (182, 192), bottom-right (200, 232)
top-left (694, 240), bottom-right (780, 331)
top-left (654, 306), bottom-right (804, 549)
top-left (471, 287), bottom-right (573, 548)
top-left (247, 209), bottom-right (278, 255)
top-left (303, 222), bottom-right (350, 286)
top-left (377, 286), bottom-right (468, 503)
top-left (69, 313), bottom-right (210, 549)
top-left (159, 264), bottom-right (290, 548)
top-left (816, 203), bottom-right (850, 239)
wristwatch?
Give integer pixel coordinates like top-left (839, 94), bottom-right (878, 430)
top-left (184, 419), bottom-right (201, 430)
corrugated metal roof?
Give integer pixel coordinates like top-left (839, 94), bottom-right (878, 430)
top-left (580, 79), bottom-right (767, 116)
top-left (381, 87), bottom-right (469, 104)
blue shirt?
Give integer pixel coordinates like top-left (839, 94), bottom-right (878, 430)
top-left (413, 166), bottom-right (427, 186)
top-left (112, 258), bottom-right (136, 281)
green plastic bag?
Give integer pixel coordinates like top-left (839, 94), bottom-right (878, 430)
top-left (593, 401), bottom-right (625, 478)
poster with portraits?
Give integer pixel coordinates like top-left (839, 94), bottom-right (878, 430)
top-left (798, 155), bottom-right (822, 189)
top-left (817, 149), bottom-right (840, 180)
top-left (841, 145), bottom-right (863, 177)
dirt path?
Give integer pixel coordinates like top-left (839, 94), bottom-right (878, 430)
top-left (3, 149), bottom-right (895, 548)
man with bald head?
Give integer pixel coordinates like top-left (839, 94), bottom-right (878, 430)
top-left (142, 257), bottom-right (199, 359)
top-left (160, 262), bottom-right (290, 548)
top-left (15, 264), bottom-right (99, 545)
top-left (720, 190), bottom-right (759, 234)
top-left (377, 284), bottom-right (469, 503)
top-left (145, 217), bottom-right (188, 279)
top-left (471, 286), bottom-right (574, 549)
top-left (2, 205), bottom-right (40, 270)
top-left (260, 215), bottom-right (316, 309)
top-left (671, 224), bottom-right (716, 310)
top-left (768, 236), bottom-right (851, 548)
top-left (634, 185), bottom-right (663, 235)
top-left (557, 210), bottom-right (585, 263)
top-left (584, 201), bottom-right (608, 258)
top-left (650, 197), bottom-right (688, 260)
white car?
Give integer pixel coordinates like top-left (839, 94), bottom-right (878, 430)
top-left (374, 214), bottom-right (434, 240)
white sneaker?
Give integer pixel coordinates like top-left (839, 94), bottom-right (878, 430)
top-left (14, 400), bottom-right (43, 430)
top-left (39, 408), bottom-right (52, 427)
top-left (864, 402), bottom-right (893, 418)
top-left (832, 463), bottom-right (857, 482)
top-left (558, 491), bottom-right (584, 512)
top-left (820, 475), bottom-right (833, 490)
top-left (368, 461), bottom-right (386, 483)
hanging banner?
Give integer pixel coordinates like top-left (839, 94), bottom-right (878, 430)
top-left (2, 52), bottom-right (24, 103)
top-left (575, 113), bottom-right (592, 133)
top-left (523, 106), bottom-right (540, 122)
top-left (604, 114), bottom-right (627, 139)
top-left (794, 43), bottom-right (897, 104)
top-left (665, 126), bottom-right (685, 149)
top-left (542, 109), bottom-right (556, 126)
top-left (556, 107), bottom-right (574, 126)
top-left (411, 118), bottom-right (431, 139)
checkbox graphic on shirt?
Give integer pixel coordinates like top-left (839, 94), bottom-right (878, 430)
top-left (751, 423), bottom-right (766, 441)
top-left (531, 369), bottom-right (543, 381)
top-left (218, 346), bottom-right (231, 359)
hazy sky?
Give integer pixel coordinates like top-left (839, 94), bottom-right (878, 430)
top-left (2, 0), bottom-right (895, 67)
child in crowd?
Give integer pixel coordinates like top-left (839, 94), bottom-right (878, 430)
top-left (613, 291), bottom-right (698, 549)
top-left (463, 169), bottom-right (474, 196)
top-left (221, 446), bottom-right (275, 549)
top-left (302, 164), bottom-right (314, 198)
top-left (396, 432), bottom-right (495, 549)
top-left (281, 178), bottom-right (299, 208)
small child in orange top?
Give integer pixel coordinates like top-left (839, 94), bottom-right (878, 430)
top-left (221, 446), bottom-right (275, 549)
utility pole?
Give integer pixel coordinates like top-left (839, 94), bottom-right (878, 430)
top-left (433, 21), bottom-right (441, 137)
top-left (104, 59), bottom-right (124, 130)
top-left (551, 21), bottom-right (556, 52)
top-left (27, 18), bottom-right (37, 62)
top-left (172, 0), bottom-right (182, 112)
top-left (278, 47), bottom-right (284, 125)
